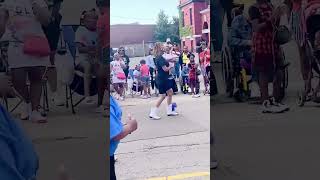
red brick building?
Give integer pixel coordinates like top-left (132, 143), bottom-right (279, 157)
top-left (178, 0), bottom-right (210, 52)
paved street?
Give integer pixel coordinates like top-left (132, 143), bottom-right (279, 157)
top-left (212, 40), bottom-right (320, 180)
top-left (115, 94), bottom-right (210, 180)
top-left (12, 96), bottom-right (108, 180)
top-left (112, 56), bottom-right (210, 179)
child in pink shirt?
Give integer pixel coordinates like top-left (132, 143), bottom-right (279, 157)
top-left (140, 59), bottom-right (151, 98)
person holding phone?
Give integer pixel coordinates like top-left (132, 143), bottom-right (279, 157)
top-left (0, 0), bottom-right (51, 123)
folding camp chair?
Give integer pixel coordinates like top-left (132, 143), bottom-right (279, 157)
top-left (61, 25), bottom-right (98, 114)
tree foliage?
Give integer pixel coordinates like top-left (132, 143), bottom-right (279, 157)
top-left (154, 10), bottom-right (180, 44)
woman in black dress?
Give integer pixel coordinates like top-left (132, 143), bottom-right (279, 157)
top-left (149, 43), bottom-right (178, 120)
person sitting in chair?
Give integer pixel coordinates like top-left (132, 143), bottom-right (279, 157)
top-left (75, 9), bottom-right (98, 105)
top-left (228, 6), bottom-right (252, 62)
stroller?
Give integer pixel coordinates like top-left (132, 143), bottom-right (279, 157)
top-left (127, 68), bottom-right (143, 97)
top-left (297, 1), bottom-right (320, 106)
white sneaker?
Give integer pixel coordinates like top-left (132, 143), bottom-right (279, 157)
top-left (262, 100), bottom-right (273, 113)
top-left (20, 102), bottom-right (31, 120)
top-left (149, 107), bottom-right (161, 120)
top-left (270, 97), bottom-right (289, 112)
top-left (262, 100), bottom-right (285, 113)
top-left (30, 110), bottom-right (47, 123)
top-left (193, 94), bottom-right (200, 98)
top-left (167, 104), bottom-right (179, 116)
top-left (84, 97), bottom-right (94, 105)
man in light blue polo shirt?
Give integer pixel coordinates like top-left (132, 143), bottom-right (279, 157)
top-left (110, 95), bottom-right (137, 180)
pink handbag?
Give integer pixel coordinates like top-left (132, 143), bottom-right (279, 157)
top-left (117, 72), bottom-right (126, 80)
top-left (23, 35), bottom-right (51, 57)
top-left (117, 73), bottom-right (127, 80)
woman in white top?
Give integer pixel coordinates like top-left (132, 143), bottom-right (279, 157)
top-left (0, 0), bottom-right (51, 123)
top-left (111, 53), bottom-right (126, 100)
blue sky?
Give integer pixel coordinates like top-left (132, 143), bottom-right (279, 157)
top-left (111, 0), bottom-right (180, 25)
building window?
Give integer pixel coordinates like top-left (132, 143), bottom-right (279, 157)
top-left (189, 8), bottom-right (193, 26)
top-left (203, 22), bottom-right (208, 30)
top-left (183, 41), bottom-right (185, 47)
top-left (181, 11), bottom-right (185, 27)
top-left (191, 40), bottom-right (193, 52)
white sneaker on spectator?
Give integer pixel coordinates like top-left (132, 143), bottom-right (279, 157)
top-left (262, 100), bottom-right (273, 113)
top-left (20, 102), bottom-right (31, 120)
top-left (269, 97), bottom-right (289, 112)
top-left (192, 94), bottom-right (200, 98)
top-left (30, 110), bottom-right (47, 123)
top-left (262, 100), bottom-right (285, 113)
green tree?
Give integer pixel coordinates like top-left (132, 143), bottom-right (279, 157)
top-left (169, 16), bottom-right (181, 44)
top-left (154, 10), bottom-right (180, 44)
top-left (154, 10), bottom-right (170, 42)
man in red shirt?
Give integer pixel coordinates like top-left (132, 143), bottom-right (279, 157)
top-left (96, 0), bottom-right (109, 116)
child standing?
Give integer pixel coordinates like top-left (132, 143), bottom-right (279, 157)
top-left (75, 9), bottom-right (98, 104)
top-left (140, 59), bottom-right (151, 98)
top-left (181, 64), bottom-right (189, 94)
top-left (188, 54), bottom-right (200, 98)
top-left (133, 65), bottom-right (142, 95)
top-left (111, 54), bottom-right (126, 100)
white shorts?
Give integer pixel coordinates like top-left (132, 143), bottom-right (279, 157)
top-left (7, 43), bottom-right (50, 69)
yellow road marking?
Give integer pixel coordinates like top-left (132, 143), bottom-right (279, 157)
top-left (147, 172), bottom-right (210, 180)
